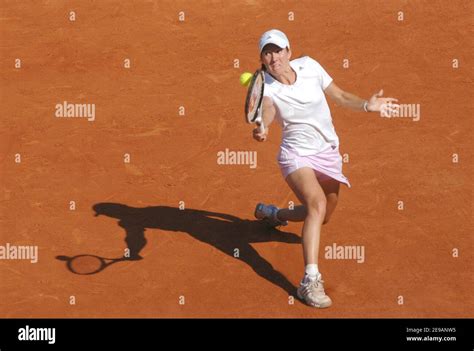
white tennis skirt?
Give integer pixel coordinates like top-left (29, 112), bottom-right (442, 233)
top-left (277, 145), bottom-right (351, 187)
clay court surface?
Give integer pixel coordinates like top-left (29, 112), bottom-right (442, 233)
top-left (0, 1), bottom-right (472, 317)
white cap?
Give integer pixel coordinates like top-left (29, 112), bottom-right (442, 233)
top-left (258, 29), bottom-right (290, 53)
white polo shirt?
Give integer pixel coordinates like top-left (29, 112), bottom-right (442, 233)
top-left (263, 56), bottom-right (339, 156)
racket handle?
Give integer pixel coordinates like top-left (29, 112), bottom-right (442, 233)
top-left (257, 121), bottom-right (265, 134)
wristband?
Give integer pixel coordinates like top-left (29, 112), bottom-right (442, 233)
top-left (363, 101), bottom-right (369, 112)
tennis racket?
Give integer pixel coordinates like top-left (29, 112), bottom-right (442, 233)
top-left (244, 69), bottom-right (265, 134)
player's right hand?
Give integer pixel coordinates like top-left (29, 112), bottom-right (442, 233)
top-left (253, 127), bottom-right (268, 142)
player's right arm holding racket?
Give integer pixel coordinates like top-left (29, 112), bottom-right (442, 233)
top-left (253, 96), bottom-right (276, 142)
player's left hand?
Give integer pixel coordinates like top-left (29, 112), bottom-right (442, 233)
top-left (367, 89), bottom-right (400, 114)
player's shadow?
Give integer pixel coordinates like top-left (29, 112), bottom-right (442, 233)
top-left (89, 202), bottom-right (300, 295)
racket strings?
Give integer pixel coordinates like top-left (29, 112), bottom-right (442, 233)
top-left (246, 72), bottom-right (264, 122)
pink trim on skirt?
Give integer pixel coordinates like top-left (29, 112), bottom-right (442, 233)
top-left (277, 146), bottom-right (351, 187)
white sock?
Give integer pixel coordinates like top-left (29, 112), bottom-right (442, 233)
top-left (305, 264), bottom-right (319, 278)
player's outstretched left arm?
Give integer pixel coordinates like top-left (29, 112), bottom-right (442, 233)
top-left (325, 82), bottom-right (399, 115)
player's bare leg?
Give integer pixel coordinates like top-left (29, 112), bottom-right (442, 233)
top-left (284, 167), bottom-right (332, 308)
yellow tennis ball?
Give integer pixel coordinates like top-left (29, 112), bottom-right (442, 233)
top-left (239, 72), bottom-right (253, 87)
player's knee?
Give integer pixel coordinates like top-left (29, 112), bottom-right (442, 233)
top-left (305, 197), bottom-right (326, 220)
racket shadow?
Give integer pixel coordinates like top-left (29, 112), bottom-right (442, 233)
top-left (56, 254), bottom-right (130, 275)
top-left (60, 203), bottom-right (302, 295)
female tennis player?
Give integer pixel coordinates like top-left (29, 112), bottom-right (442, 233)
top-left (253, 29), bottom-right (399, 308)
